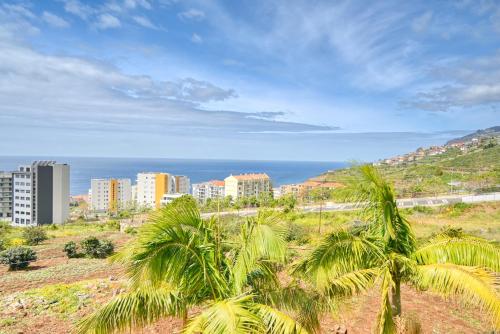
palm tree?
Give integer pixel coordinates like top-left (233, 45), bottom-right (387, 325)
top-left (77, 198), bottom-right (323, 334)
top-left (294, 165), bottom-right (500, 333)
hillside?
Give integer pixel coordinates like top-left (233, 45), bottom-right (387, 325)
top-left (316, 140), bottom-right (500, 198)
top-left (447, 126), bottom-right (500, 145)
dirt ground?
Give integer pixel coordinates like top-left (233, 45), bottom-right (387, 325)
top-left (0, 228), bottom-right (494, 334)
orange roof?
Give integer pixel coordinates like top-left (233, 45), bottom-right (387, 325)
top-left (230, 173), bottom-right (270, 181)
top-left (302, 181), bottom-right (344, 188)
top-left (209, 180), bottom-right (225, 187)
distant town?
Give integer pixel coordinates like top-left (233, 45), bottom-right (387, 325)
top-left (0, 162), bottom-right (344, 226)
top-left (374, 133), bottom-right (497, 166)
top-left (1, 127), bottom-right (498, 226)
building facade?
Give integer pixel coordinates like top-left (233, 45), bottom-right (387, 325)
top-left (12, 161), bottom-right (70, 226)
top-left (224, 173), bottom-right (271, 200)
top-left (192, 180), bottom-right (225, 203)
top-left (136, 172), bottom-right (191, 208)
top-left (0, 172), bottom-right (13, 221)
top-left (89, 178), bottom-right (132, 212)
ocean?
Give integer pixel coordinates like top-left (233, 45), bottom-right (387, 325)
top-left (0, 156), bottom-right (348, 195)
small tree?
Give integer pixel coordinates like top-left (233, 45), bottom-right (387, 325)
top-left (23, 226), bottom-right (48, 245)
top-left (0, 246), bottom-right (37, 270)
top-left (96, 240), bottom-right (114, 259)
top-left (63, 241), bottom-right (79, 258)
top-left (80, 237), bottom-right (114, 259)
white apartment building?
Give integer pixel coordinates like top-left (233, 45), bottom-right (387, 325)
top-left (224, 173), bottom-right (271, 200)
top-left (136, 172), bottom-right (190, 208)
top-left (12, 161), bottom-right (70, 226)
top-left (192, 180), bottom-right (225, 203)
top-left (89, 178), bottom-right (132, 212)
top-left (0, 172), bottom-right (13, 221)
top-left (160, 193), bottom-right (184, 206)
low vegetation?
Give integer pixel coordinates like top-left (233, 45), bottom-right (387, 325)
top-left (0, 246), bottom-right (37, 270)
top-left (0, 166), bottom-right (499, 334)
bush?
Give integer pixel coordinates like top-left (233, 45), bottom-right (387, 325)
top-left (0, 246), bottom-right (37, 270)
top-left (124, 226), bottom-right (137, 235)
top-left (105, 220), bottom-right (120, 231)
top-left (23, 226), bottom-right (48, 245)
top-left (0, 239), bottom-right (5, 251)
top-left (96, 240), bottom-right (114, 258)
top-left (80, 237), bottom-right (114, 259)
top-left (63, 241), bottom-right (79, 258)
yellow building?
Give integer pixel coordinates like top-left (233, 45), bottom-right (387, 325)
top-left (136, 172), bottom-right (191, 208)
top-left (224, 173), bottom-right (271, 200)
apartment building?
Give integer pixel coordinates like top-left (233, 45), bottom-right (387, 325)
top-left (89, 178), bottom-right (132, 212)
top-left (0, 172), bottom-right (13, 221)
top-left (224, 173), bottom-right (271, 200)
top-left (12, 161), bottom-right (70, 226)
top-left (136, 172), bottom-right (190, 208)
top-left (192, 180), bottom-right (225, 202)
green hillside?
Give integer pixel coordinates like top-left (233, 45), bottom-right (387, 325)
top-left (318, 143), bottom-right (500, 198)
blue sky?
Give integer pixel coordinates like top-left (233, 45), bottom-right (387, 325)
top-left (0, 0), bottom-right (499, 161)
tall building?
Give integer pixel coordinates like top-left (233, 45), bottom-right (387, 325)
top-left (136, 172), bottom-right (190, 208)
top-left (224, 173), bottom-right (271, 200)
top-left (0, 172), bottom-right (13, 221)
top-left (12, 161), bottom-right (70, 226)
top-left (192, 180), bottom-right (225, 203)
top-left (89, 178), bottom-right (132, 212)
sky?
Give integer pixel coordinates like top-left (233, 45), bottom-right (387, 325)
top-left (0, 0), bottom-right (499, 161)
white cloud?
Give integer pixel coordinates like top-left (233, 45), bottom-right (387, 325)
top-left (124, 0), bottom-right (151, 10)
top-left (178, 9), bottom-right (205, 21)
top-left (190, 33), bottom-right (202, 43)
top-left (403, 53), bottom-right (500, 111)
top-left (0, 33), bottom-right (329, 143)
top-left (63, 0), bottom-right (94, 20)
top-left (94, 13), bottom-right (121, 30)
top-left (412, 11), bottom-right (433, 33)
top-left (132, 16), bottom-right (158, 30)
top-left (42, 11), bottom-right (70, 28)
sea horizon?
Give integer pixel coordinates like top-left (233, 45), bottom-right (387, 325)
top-left (0, 156), bottom-right (350, 195)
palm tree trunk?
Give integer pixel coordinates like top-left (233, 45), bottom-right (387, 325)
top-left (391, 278), bottom-right (402, 317)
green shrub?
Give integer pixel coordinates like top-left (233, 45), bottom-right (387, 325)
top-left (22, 226), bottom-right (48, 245)
top-left (286, 222), bottom-right (310, 245)
top-left (80, 237), bottom-right (114, 259)
top-left (124, 226), bottom-right (137, 235)
top-left (105, 220), bottom-right (120, 231)
top-left (63, 241), bottom-right (79, 258)
top-left (0, 246), bottom-right (37, 270)
top-left (96, 240), bottom-right (114, 258)
top-left (0, 239), bottom-right (5, 251)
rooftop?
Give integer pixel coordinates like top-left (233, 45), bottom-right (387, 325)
top-left (228, 173), bottom-right (270, 181)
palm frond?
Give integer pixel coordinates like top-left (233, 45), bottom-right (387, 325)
top-left (255, 303), bottom-right (309, 334)
top-left (232, 211), bottom-right (287, 293)
top-left (355, 165), bottom-right (416, 256)
top-left (416, 263), bottom-right (500, 329)
top-left (257, 283), bottom-right (329, 333)
top-left (293, 226), bottom-right (383, 287)
top-left (376, 268), bottom-right (396, 334)
top-left (76, 283), bottom-right (184, 334)
top-left (183, 295), bottom-right (263, 334)
top-left (414, 234), bottom-right (500, 271)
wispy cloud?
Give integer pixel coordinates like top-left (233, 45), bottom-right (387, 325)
top-left (190, 33), bottom-right (202, 43)
top-left (132, 15), bottom-right (159, 30)
top-left (411, 11), bottom-right (433, 32)
top-left (62, 0), bottom-right (94, 20)
top-left (0, 32), bottom-right (331, 142)
top-left (94, 13), bottom-right (121, 30)
top-left (42, 11), bottom-right (70, 28)
top-left (178, 8), bottom-right (205, 21)
top-left (124, 0), bottom-right (152, 10)
top-left (402, 53), bottom-right (500, 111)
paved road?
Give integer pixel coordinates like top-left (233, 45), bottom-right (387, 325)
top-left (201, 192), bottom-right (500, 218)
